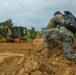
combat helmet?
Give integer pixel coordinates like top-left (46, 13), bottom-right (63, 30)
top-left (54, 11), bottom-right (61, 16)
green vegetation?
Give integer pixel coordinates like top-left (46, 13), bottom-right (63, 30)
top-left (0, 19), bottom-right (43, 42)
top-left (26, 27), bottom-right (43, 42)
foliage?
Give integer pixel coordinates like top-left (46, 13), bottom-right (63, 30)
top-left (0, 19), bottom-right (13, 26)
top-left (26, 27), bottom-right (43, 42)
top-left (26, 38), bottom-right (33, 42)
top-left (0, 19), bottom-right (44, 42)
top-left (0, 19), bottom-right (14, 31)
top-left (41, 27), bottom-right (47, 30)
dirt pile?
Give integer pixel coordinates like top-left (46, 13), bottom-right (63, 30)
top-left (0, 53), bottom-right (25, 75)
top-left (0, 38), bottom-right (76, 75)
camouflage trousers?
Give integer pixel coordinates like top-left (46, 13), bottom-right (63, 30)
top-left (43, 27), bottom-right (76, 62)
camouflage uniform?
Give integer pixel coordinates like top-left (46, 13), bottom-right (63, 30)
top-left (43, 14), bottom-right (76, 61)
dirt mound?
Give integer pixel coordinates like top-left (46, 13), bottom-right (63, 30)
top-left (0, 38), bottom-right (76, 75)
top-left (0, 53), bottom-right (25, 75)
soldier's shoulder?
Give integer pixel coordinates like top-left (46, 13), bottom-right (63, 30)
top-left (56, 15), bottom-right (65, 20)
top-left (50, 16), bottom-right (57, 21)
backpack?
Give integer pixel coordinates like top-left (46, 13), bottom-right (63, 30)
top-left (63, 11), bottom-right (76, 33)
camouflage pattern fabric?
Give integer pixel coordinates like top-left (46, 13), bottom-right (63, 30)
top-left (47, 15), bottom-right (64, 28)
top-left (43, 14), bottom-right (76, 62)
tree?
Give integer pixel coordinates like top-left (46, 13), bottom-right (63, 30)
top-left (30, 27), bottom-right (36, 39)
top-left (5, 19), bottom-right (14, 27)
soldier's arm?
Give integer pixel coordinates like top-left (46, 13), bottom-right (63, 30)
top-left (47, 16), bottom-right (56, 28)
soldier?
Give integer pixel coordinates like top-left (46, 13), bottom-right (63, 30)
top-left (43, 11), bottom-right (76, 61)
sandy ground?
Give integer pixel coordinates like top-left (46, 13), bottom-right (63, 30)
top-left (0, 38), bottom-right (76, 75)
